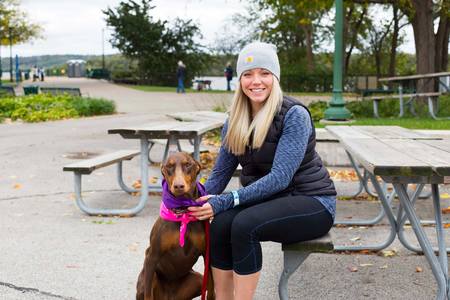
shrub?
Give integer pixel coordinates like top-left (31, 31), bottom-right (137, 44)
top-left (0, 94), bottom-right (115, 123)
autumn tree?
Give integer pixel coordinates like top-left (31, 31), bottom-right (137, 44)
top-left (354, 0), bottom-right (450, 93)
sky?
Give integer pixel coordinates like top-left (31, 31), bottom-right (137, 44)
top-left (5, 0), bottom-right (416, 58)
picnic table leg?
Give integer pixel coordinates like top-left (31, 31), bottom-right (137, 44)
top-left (163, 136), bottom-right (180, 162)
top-left (431, 184), bottom-right (449, 280)
top-left (192, 135), bottom-right (201, 161)
top-left (398, 84), bottom-right (404, 117)
top-left (278, 250), bottom-right (310, 300)
top-left (117, 161), bottom-right (138, 193)
top-left (428, 96), bottom-right (440, 120)
top-left (335, 152), bottom-right (393, 226)
top-left (397, 184), bottom-right (450, 254)
top-left (334, 173), bottom-right (398, 251)
top-left (72, 147), bottom-right (150, 216)
top-left (373, 100), bottom-right (380, 118)
top-left (394, 183), bottom-right (448, 300)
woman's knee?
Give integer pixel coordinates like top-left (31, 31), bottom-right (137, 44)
top-left (230, 213), bottom-right (257, 244)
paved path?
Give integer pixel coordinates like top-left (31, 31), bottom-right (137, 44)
top-left (1, 78), bottom-right (448, 299)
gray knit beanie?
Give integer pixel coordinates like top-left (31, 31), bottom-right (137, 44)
top-left (236, 42), bottom-right (280, 80)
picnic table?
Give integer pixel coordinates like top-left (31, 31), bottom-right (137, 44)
top-left (372, 71), bottom-right (450, 119)
top-left (326, 125), bottom-right (450, 300)
top-left (107, 119), bottom-right (224, 213)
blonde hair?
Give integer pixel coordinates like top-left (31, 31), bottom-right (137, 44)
top-left (225, 77), bottom-right (283, 155)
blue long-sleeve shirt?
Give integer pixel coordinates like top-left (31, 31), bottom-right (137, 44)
top-left (204, 105), bottom-right (336, 219)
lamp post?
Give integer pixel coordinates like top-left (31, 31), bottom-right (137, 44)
top-left (9, 26), bottom-right (13, 82)
top-left (324, 0), bottom-right (351, 120)
top-left (102, 28), bottom-right (105, 72)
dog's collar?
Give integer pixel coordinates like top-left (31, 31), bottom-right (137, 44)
top-left (161, 180), bottom-right (207, 209)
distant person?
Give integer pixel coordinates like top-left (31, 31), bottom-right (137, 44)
top-left (31, 66), bottom-right (38, 82)
top-left (176, 60), bottom-right (186, 93)
top-left (40, 68), bottom-right (45, 81)
top-left (224, 62), bottom-right (233, 91)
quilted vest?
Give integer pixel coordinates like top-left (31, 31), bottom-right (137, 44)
top-left (238, 96), bottom-right (336, 197)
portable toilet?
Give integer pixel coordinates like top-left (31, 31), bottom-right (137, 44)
top-left (67, 60), bottom-right (86, 77)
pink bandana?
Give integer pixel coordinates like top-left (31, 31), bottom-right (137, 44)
top-left (159, 202), bottom-right (199, 247)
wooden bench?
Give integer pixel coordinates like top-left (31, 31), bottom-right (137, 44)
top-left (41, 87), bottom-right (82, 97)
top-left (0, 86), bottom-right (16, 97)
top-left (365, 92), bottom-right (444, 118)
top-left (278, 233), bottom-right (334, 300)
top-left (63, 149), bottom-right (144, 216)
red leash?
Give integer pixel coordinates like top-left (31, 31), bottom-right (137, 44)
top-left (201, 220), bottom-right (210, 300)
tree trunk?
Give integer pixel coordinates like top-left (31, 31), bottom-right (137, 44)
top-left (303, 24), bottom-right (314, 73)
top-left (435, 12), bottom-right (450, 73)
top-left (344, 7), bottom-right (367, 75)
top-left (410, 0), bottom-right (435, 94)
top-left (388, 4), bottom-right (399, 85)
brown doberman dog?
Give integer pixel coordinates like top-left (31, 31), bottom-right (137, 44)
top-left (136, 152), bottom-right (214, 300)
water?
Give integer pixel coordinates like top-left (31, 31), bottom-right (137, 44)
top-left (193, 76), bottom-right (238, 91)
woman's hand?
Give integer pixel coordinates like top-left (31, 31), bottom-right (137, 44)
top-left (188, 195), bottom-right (214, 220)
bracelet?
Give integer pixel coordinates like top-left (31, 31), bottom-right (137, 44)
top-left (231, 190), bottom-right (239, 207)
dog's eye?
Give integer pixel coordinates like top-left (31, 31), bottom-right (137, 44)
top-left (165, 165), bottom-right (175, 175)
top-left (184, 163), bottom-right (193, 171)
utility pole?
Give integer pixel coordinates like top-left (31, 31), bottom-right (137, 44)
top-left (324, 0), bottom-right (351, 120)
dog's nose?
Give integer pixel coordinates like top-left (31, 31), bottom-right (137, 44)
top-left (173, 183), bottom-right (185, 191)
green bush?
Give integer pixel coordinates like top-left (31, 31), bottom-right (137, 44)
top-left (308, 101), bottom-right (327, 122)
top-left (0, 94), bottom-right (115, 123)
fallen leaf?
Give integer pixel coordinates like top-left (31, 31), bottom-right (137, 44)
top-left (348, 266), bottom-right (358, 272)
top-left (13, 183), bottom-right (22, 189)
top-left (359, 263), bottom-right (373, 267)
top-left (443, 223), bottom-right (450, 228)
top-left (350, 236), bottom-right (361, 242)
top-left (415, 267), bottom-right (423, 273)
top-left (442, 206), bottom-right (450, 214)
top-left (128, 242), bottom-right (139, 252)
top-left (358, 250), bottom-right (371, 255)
top-left (328, 169), bottom-right (359, 182)
top-left (379, 250), bottom-right (397, 257)
top-left (440, 193), bottom-right (450, 199)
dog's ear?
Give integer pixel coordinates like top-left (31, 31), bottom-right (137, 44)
top-left (161, 160), bottom-right (168, 179)
top-left (195, 159), bottom-right (202, 175)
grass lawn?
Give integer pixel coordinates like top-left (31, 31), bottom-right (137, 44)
top-left (125, 84), bottom-right (233, 94)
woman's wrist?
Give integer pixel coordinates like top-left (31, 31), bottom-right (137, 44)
top-left (208, 193), bottom-right (234, 215)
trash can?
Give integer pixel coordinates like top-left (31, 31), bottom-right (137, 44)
top-left (23, 85), bottom-right (39, 95)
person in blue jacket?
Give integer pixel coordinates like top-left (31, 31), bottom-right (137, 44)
top-left (176, 60), bottom-right (186, 93)
top-left (189, 42), bottom-right (336, 299)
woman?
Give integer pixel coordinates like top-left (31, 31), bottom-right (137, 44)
top-left (189, 42), bottom-right (336, 299)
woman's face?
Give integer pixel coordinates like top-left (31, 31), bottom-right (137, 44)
top-left (240, 68), bottom-right (273, 112)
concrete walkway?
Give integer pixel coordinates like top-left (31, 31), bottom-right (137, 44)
top-left (1, 78), bottom-right (448, 299)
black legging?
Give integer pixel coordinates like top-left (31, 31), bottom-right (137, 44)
top-left (210, 194), bottom-right (333, 275)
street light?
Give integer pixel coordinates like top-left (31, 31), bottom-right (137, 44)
top-left (9, 26), bottom-right (13, 82)
top-left (102, 28), bottom-right (105, 72)
top-left (324, 0), bottom-right (351, 120)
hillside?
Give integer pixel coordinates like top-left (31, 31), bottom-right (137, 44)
top-left (0, 54), bottom-right (112, 71)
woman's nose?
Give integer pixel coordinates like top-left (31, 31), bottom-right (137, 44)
top-left (251, 74), bottom-right (262, 84)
